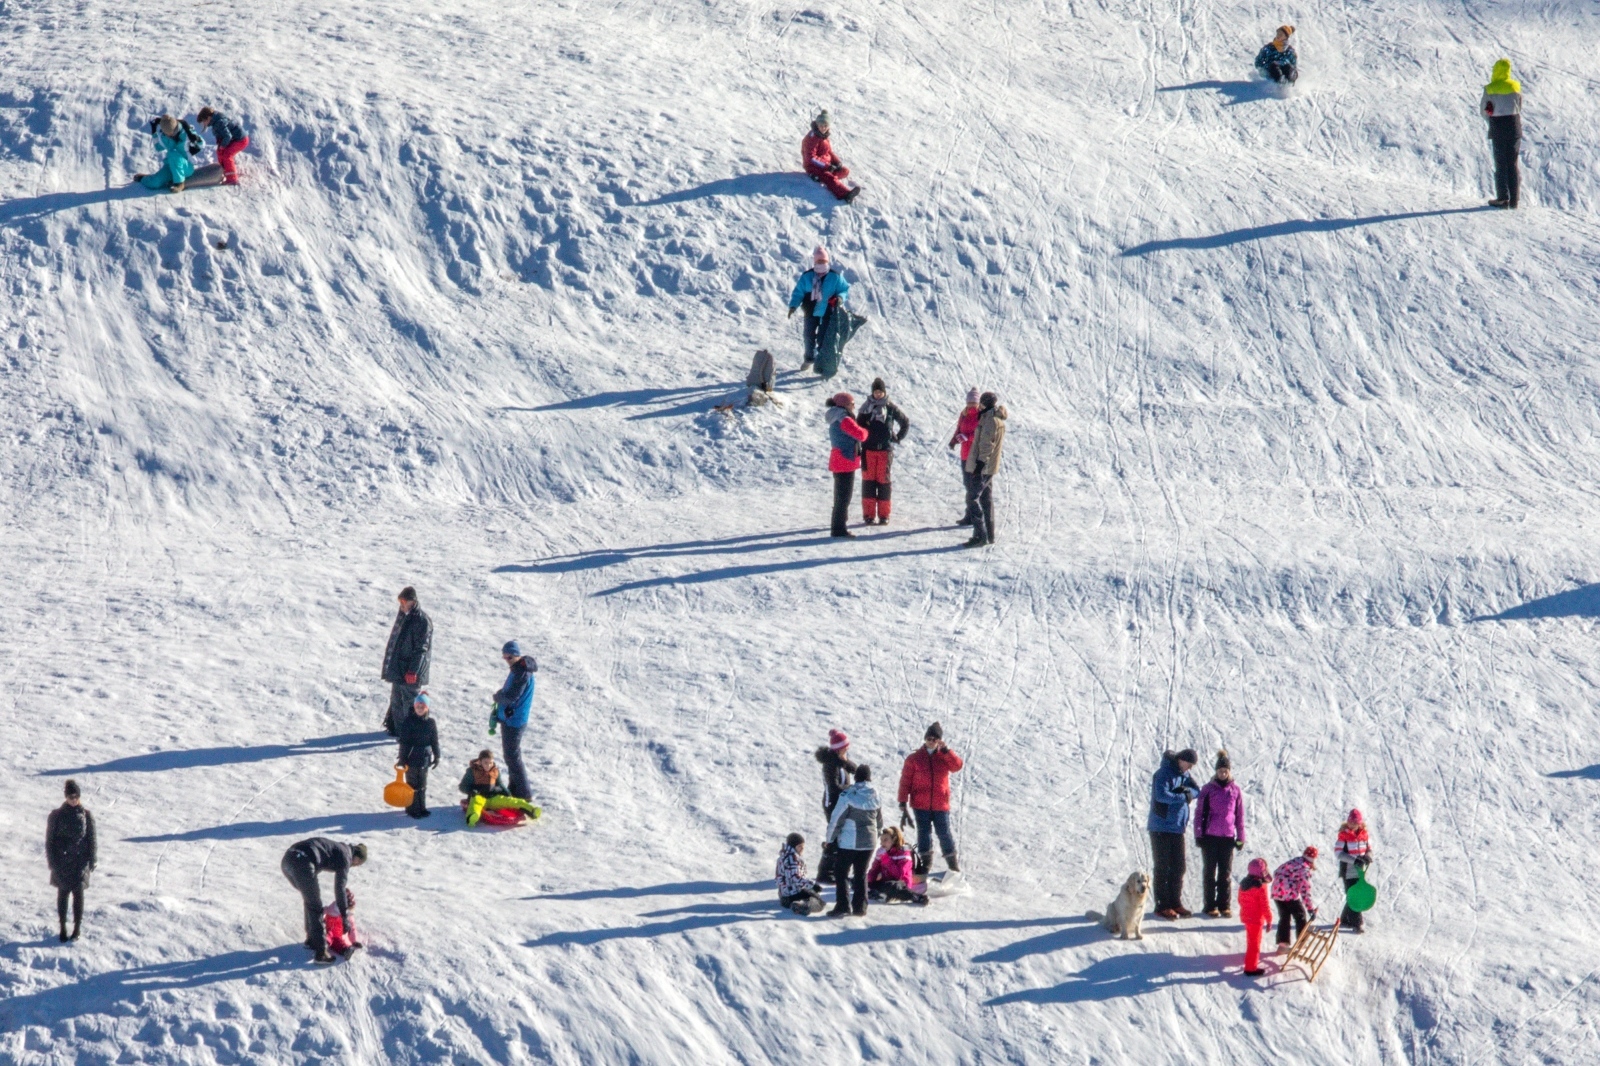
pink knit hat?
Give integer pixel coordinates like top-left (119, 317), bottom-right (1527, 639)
top-left (828, 729), bottom-right (849, 752)
top-left (813, 245), bottom-right (829, 264)
top-left (965, 387), bottom-right (979, 405)
top-left (1247, 858), bottom-right (1268, 879)
top-left (1348, 808), bottom-right (1364, 823)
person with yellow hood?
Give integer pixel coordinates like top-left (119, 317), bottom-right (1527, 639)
top-left (1254, 25), bottom-right (1298, 85)
top-left (1481, 59), bottom-right (1523, 209)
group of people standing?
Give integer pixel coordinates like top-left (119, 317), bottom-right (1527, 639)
top-left (776, 722), bottom-right (965, 918)
top-left (1148, 748), bottom-right (1375, 976)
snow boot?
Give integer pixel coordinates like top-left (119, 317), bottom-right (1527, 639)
top-left (914, 850), bottom-right (932, 875)
top-left (1488, 199), bottom-right (1509, 208)
top-left (1203, 907), bottom-right (1221, 918)
top-left (58, 923), bottom-right (69, 943)
top-left (831, 530), bottom-right (856, 539)
top-left (69, 923), bottom-right (80, 942)
top-left (943, 852), bottom-right (960, 873)
top-left (963, 535), bottom-right (987, 548)
top-left (313, 949), bottom-right (336, 965)
top-left (842, 187), bottom-right (862, 203)
top-left (956, 515), bottom-right (973, 526)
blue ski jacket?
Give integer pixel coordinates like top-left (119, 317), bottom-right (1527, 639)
top-left (493, 656), bottom-right (537, 729)
top-left (788, 267), bottom-right (849, 317)
top-left (1147, 753), bottom-right (1200, 834)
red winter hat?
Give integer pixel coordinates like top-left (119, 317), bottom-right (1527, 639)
top-left (1247, 857), bottom-right (1268, 879)
top-left (832, 392), bottom-right (855, 410)
top-left (1348, 808), bottom-right (1364, 823)
top-left (828, 729), bottom-right (849, 752)
top-left (1302, 845), bottom-right (1319, 861)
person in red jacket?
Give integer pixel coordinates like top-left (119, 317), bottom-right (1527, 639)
top-left (897, 721), bottom-right (964, 873)
top-left (825, 392), bottom-right (868, 538)
top-left (801, 111), bottom-right (861, 203)
top-left (948, 389), bottom-right (980, 525)
top-left (1237, 857), bottom-right (1272, 976)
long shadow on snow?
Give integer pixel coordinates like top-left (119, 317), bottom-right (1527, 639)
top-left (1156, 79), bottom-right (1283, 106)
top-left (1122, 206), bottom-right (1488, 255)
top-left (525, 879), bottom-right (769, 902)
top-left (527, 913), bottom-right (772, 947)
top-left (125, 810), bottom-right (417, 843)
top-left (1472, 584), bottom-right (1600, 621)
top-left (0, 185), bottom-right (147, 227)
top-left (42, 732), bottom-right (391, 776)
top-left (1547, 765), bottom-right (1600, 779)
top-left (0, 947), bottom-right (299, 1028)
top-left (498, 527), bottom-right (940, 575)
top-left (986, 950), bottom-right (1236, 1005)
top-left (815, 917), bottom-right (1080, 948)
top-left (596, 539), bottom-right (963, 596)
top-left (971, 918), bottom-right (1103, 963)
top-left (633, 171), bottom-right (836, 208)
top-left (507, 382), bottom-right (732, 414)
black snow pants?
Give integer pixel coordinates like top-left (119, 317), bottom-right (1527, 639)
top-left (1264, 62), bottom-right (1297, 84)
top-left (831, 848), bottom-right (872, 915)
top-left (1199, 836), bottom-right (1236, 913)
top-left (1489, 115), bottom-right (1521, 207)
top-left (501, 723), bottom-right (530, 801)
top-left (964, 467), bottom-right (995, 543)
top-left (831, 472), bottom-right (856, 535)
top-left (1339, 870), bottom-right (1366, 931)
top-left (405, 762), bottom-right (430, 816)
top-left (1276, 899), bottom-right (1309, 945)
top-left (781, 889), bottom-right (826, 915)
top-left (56, 886), bottom-right (84, 930)
top-left (1149, 831), bottom-right (1187, 912)
top-left (281, 848), bottom-right (326, 952)
top-left (800, 299), bottom-right (824, 366)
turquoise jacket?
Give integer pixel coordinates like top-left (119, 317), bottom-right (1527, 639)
top-left (139, 129), bottom-right (195, 189)
top-left (788, 267), bottom-right (850, 317)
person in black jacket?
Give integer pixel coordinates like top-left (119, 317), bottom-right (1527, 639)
top-left (397, 693), bottom-right (441, 819)
top-left (381, 587), bottom-right (433, 736)
top-left (281, 837), bottom-right (367, 963)
top-left (46, 779), bottom-right (96, 943)
top-left (856, 378), bottom-right (910, 526)
top-left (813, 729), bottom-right (858, 885)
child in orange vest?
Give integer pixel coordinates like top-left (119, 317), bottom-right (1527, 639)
top-left (1238, 857), bottom-right (1272, 976)
top-left (1335, 808), bottom-right (1373, 933)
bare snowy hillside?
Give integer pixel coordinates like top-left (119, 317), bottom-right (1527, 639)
top-left (3, 0), bottom-right (1600, 1062)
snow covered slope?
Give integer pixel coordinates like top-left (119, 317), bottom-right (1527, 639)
top-left (4, 0), bottom-right (1600, 1061)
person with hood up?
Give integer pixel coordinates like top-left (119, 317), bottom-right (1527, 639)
top-left (1254, 25), bottom-right (1298, 84)
top-left (824, 392), bottom-right (869, 538)
top-left (826, 765), bottom-right (884, 916)
top-left (46, 779), bottom-right (96, 943)
top-left (814, 729), bottom-right (858, 884)
top-left (948, 389), bottom-right (981, 525)
top-left (962, 391), bottom-right (1007, 547)
top-left (280, 837), bottom-right (367, 964)
top-left (1481, 59), bottom-right (1523, 209)
top-left (1148, 748), bottom-right (1200, 919)
top-left (776, 833), bottom-right (827, 915)
top-left (381, 587), bottom-right (433, 736)
top-left (1335, 808), bottom-right (1373, 932)
top-left (458, 749), bottom-right (542, 826)
top-left (133, 114), bottom-right (201, 192)
top-left (788, 246), bottom-right (851, 371)
top-left (491, 641), bottom-right (538, 801)
top-left (196, 106), bottom-right (249, 185)
top-left (800, 110), bottom-right (861, 202)
top-left (1193, 750), bottom-right (1246, 917)
top-left (1271, 846), bottom-right (1319, 949)
top-left (1238, 857), bottom-right (1273, 976)
top-left (897, 722), bottom-right (965, 874)
top-left (857, 378), bottom-right (910, 525)
top-left (396, 692), bottom-right (441, 819)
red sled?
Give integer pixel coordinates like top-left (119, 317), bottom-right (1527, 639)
top-left (458, 799), bottom-right (529, 827)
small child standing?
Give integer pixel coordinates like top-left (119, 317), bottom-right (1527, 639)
top-left (867, 827), bottom-right (928, 905)
top-left (1238, 857), bottom-right (1272, 976)
top-left (1335, 808), bottom-right (1374, 933)
top-left (1271, 846), bottom-right (1319, 950)
top-left (322, 889), bottom-right (361, 957)
top-left (776, 833), bottom-right (826, 915)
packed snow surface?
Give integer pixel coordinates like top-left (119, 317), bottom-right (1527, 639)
top-left (3, 0), bottom-right (1600, 1062)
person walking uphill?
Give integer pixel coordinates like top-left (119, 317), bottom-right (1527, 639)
top-left (1148, 748), bottom-right (1200, 919)
top-left (800, 110), bottom-right (861, 203)
top-left (824, 393), bottom-right (869, 538)
top-left (826, 765), bottom-right (883, 917)
top-left (897, 722), bottom-right (964, 874)
top-left (962, 392), bottom-right (1007, 548)
top-left (280, 838), bottom-right (367, 964)
top-left (381, 587), bottom-right (432, 737)
top-left (46, 779), bottom-right (96, 943)
top-left (396, 693), bottom-right (441, 819)
top-left (133, 114), bottom-right (201, 192)
top-left (788, 247), bottom-right (851, 372)
top-left (197, 107), bottom-right (249, 185)
top-left (1482, 59), bottom-right (1523, 209)
top-left (1194, 750), bottom-right (1246, 917)
top-left (491, 641), bottom-right (537, 801)
top-left (1254, 25), bottom-right (1298, 84)
top-left (857, 379), bottom-right (910, 525)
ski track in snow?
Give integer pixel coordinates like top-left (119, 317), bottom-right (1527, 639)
top-left (2, 0), bottom-right (1600, 1061)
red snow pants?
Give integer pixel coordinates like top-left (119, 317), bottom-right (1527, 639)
top-left (862, 449), bottom-right (892, 521)
top-left (217, 136), bottom-right (249, 183)
top-left (806, 162), bottom-right (852, 200)
top-left (1244, 922), bottom-right (1264, 972)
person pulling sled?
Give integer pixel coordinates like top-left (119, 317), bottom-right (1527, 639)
top-left (1254, 25), bottom-right (1298, 85)
top-left (802, 110), bottom-right (861, 203)
top-left (789, 246), bottom-right (851, 373)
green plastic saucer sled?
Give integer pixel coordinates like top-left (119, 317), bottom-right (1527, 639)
top-left (1345, 868), bottom-right (1377, 913)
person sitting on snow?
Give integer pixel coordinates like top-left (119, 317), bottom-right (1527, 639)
top-left (133, 114), bottom-right (202, 192)
top-left (322, 889), bottom-right (362, 957)
top-left (867, 826), bottom-right (928, 905)
top-left (196, 107), bottom-right (249, 185)
top-left (458, 749), bottom-right (542, 826)
top-left (776, 832), bottom-right (826, 915)
top-left (801, 110), bottom-right (861, 203)
top-left (1254, 25), bottom-right (1298, 84)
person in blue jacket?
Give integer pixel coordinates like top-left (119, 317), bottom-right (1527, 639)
top-left (1147, 748), bottom-right (1200, 919)
top-left (133, 114), bottom-right (201, 192)
top-left (1254, 25), bottom-right (1298, 84)
top-left (491, 641), bottom-right (538, 801)
top-left (787, 245), bottom-right (850, 370)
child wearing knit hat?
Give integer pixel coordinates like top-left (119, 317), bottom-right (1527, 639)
top-left (1335, 808), bottom-right (1373, 932)
top-left (1237, 857), bottom-right (1273, 976)
top-left (948, 390), bottom-right (982, 525)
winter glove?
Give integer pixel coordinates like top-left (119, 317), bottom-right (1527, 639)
top-left (787, 306), bottom-right (796, 318)
top-left (430, 757), bottom-right (439, 769)
top-left (404, 672), bottom-right (417, 685)
top-left (1235, 840), bottom-right (1245, 851)
top-left (828, 162), bottom-right (844, 173)
top-left (488, 708), bottom-right (499, 736)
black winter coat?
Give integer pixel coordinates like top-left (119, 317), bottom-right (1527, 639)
top-left (381, 606), bottom-right (433, 685)
top-left (398, 713), bottom-right (440, 768)
top-left (47, 804), bottom-right (97, 890)
top-left (857, 397), bottom-right (909, 451)
top-left (815, 747), bottom-right (858, 817)
top-left (286, 837), bottom-right (354, 920)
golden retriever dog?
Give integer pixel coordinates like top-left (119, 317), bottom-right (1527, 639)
top-left (1090, 872), bottom-right (1150, 940)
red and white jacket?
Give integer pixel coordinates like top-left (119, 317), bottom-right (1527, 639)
top-left (1335, 824), bottom-right (1371, 875)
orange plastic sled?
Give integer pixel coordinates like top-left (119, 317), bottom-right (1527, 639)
top-left (383, 767), bottom-right (414, 809)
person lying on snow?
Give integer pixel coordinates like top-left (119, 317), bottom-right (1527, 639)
top-left (867, 826), bottom-right (928, 905)
top-left (1254, 25), bottom-right (1298, 84)
top-left (133, 114), bottom-right (202, 192)
top-left (801, 110), bottom-right (861, 202)
top-left (458, 749), bottom-right (542, 826)
top-left (776, 833), bottom-right (826, 915)
top-left (322, 889), bottom-right (362, 957)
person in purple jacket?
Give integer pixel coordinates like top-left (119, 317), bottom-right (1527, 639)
top-left (1194, 749), bottom-right (1245, 917)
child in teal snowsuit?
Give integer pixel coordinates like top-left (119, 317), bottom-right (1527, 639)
top-left (136, 115), bottom-right (199, 191)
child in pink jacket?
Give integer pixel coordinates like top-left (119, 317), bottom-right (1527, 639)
top-left (867, 827), bottom-right (928, 905)
top-left (1271, 846), bottom-right (1319, 949)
